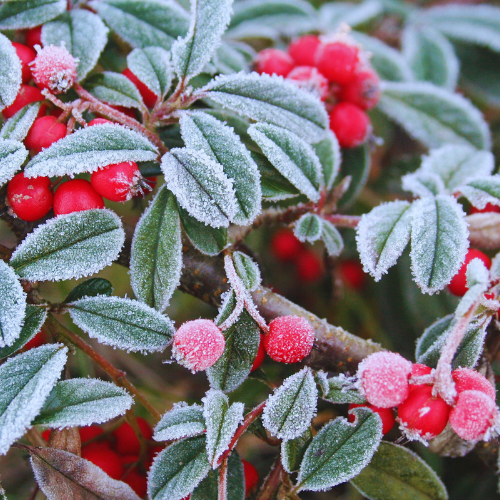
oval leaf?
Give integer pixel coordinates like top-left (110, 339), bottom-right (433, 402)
top-left (233, 251), bottom-right (261, 291)
top-left (459, 177), bottom-right (500, 210)
top-left (127, 47), bottom-right (172, 98)
top-left (64, 278), bottom-right (113, 303)
top-left (0, 139), bottom-right (28, 187)
top-left (321, 220), bottom-right (344, 258)
top-left (86, 71), bottom-right (144, 109)
top-left (338, 145), bottom-right (370, 209)
top-left (0, 0), bottom-right (65, 30)
top-left (313, 130), bottom-right (341, 191)
top-left (154, 403), bottom-right (206, 442)
top-left (281, 427), bottom-right (313, 474)
top-left (0, 102), bottom-right (41, 142)
top-left (0, 33), bottom-right (21, 111)
top-left (294, 213), bottom-right (323, 243)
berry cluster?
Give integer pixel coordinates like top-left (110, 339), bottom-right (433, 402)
top-left (356, 352), bottom-right (498, 442)
top-left (254, 33), bottom-right (380, 148)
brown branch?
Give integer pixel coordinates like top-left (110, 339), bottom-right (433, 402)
top-left (256, 455), bottom-right (285, 500)
top-left (218, 457), bottom-right (229, 500)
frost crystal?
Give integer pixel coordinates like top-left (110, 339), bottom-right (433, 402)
top-left (154, 403), bottom-right (206, 442)
top-left (0, 139), bottom-right (28, 188)
top-left (401, 171), bottom-right (446, 198)
top-left (0, 103), bottom-right (40, 142)
top-left (0, 33), bottom-right (21, 111)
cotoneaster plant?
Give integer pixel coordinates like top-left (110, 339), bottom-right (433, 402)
top-left (2, 0), bottom-right (500, 499)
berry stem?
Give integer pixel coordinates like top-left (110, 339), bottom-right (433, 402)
top-left (321, 214), bottom-right (361, 228)
top-left (255, 455), bottom-right (285, 500)
top-left (218, 457), bottom-right (229, 500)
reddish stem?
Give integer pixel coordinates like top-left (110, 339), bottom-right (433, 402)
top-left (218, 457), bottom-right (229, 500)
top-left (321, 214), bottom-right (361, 228)
top-left (256, 456), bottom-right (285, 500)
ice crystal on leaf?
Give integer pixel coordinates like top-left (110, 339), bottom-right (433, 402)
top-left (0, 33), bottom-right (21, 111)
top-left (0, 103), bottom-right (40, 142)
top-left (0, 139), bottom-right (28, 187)
top-left (154, 403), bottom-right (206, 442)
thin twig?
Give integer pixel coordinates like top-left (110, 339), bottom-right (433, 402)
top-left (218, 457), bottom-right (228, 500)
top-left (256, 455), bottom-right (285, 500)
top-left (321, 214), bottom-right (361, 228)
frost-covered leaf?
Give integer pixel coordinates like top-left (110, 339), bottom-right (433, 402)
top-left (64, 278), bottom-right (113, 303)
top-left (410, 195), bottom-right (469, 294)
top-left (24, 123), bottom-right (158, 178)
top-left (42, 10), bottom-right (109, 80)
top-left (402, 171), bottom-right (446, 198)
top-left (458, 177), bottom-right (500, 210)
top-left (378, 81), bottom-right (491, 150)
top-left (10, 209), bottom-right (125, 282)
top-left (127, 47), bottom-right (172, 99)
top-left (248, 123), bottom-right (321, 202)
top-left (321, 220), bottom-right (344, 258)
top-left (0, 102), bottom-right (40, 142)
top-left (180, 112), bottom-right (261, 225)
top-left (0, 306), bottom-right (46, 360)
top-left (203, 389), bottom-right (244, 467)
top-left (0, 33), bottom-right (21, 111)
top-left (86, 71), bottom-right (143, 109)
top-left (356, 200), bottom-right (413, 281)
top-left (29, 446), bottom-right (141, 500)
top-left (0, 139), bottom-right (28, 187)
top-left (296, 408), bottom-right (382, 492)
top-left (148, 435), bottom-right (211, 500)
top-left (0, 0), bottom-right (66, 30)
top-left (0, 344), bottom-right (67, 455)
top-left (68, 296), bottom-right (174, 353)
top-left (402, 25), bottom-right (459, 90)
top-left (233, 251), bottom-right (261, 291)
top-left (154, 403), bottom-right (206, 442)
top-left (262, 367), bottom-right (317, 440)
top-left (202, 72), bottom-right (328, 142)
top-left (320, 374), bottom-right (366, 404)
top-left (294, 213), bottom-right (323, 243)
top-left (213, 42), bottom-right (252, 75)
top-left (172, 0), bottom-right (233, 82)
top-left (350, 441), bottom-right (448, 500)
top-left (319, 1), bottom-right (383, 32)
top-left (281, 427), bottom-right (312, 474)
top-left (33, 378), bottom-right (133, 428)
top-left (415, 314), bottom-right (454, 366)
top-left (313, 130), bottom-right (341, 191)
top-left (161, 148), bottom-right (237, 228)
top-left (89, 0), bottom-right (189, 51)
top-left (338, 145), bottom-right (370, 209)
top-left (130, 186), bottom-right (182, 312)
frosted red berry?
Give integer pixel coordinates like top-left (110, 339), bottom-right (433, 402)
top-left (25, 26), bottom-right (42, 48)
top-left (82, 446), bottom-right (123, 480)
top-left (329, 102), bottom-right (371, 149)
top-left (88, 118), bottom-right (113, 126)
top-left (31, 44), bottom-right (77, 94)
top-left (470, 203), bottom-right (500, 215)
top-left (338, 68), bottom-right (381, 110)
top-left (123, 68), bottom-right (158, 109)
top-left (242, 460), bottom-right (259, 497)
top-left (315, 41), bottom-right (359, 84)
top-left (357, 351), bottom-right (412, 408)
top-left (409, 363), bottom-right (432, 391)
top-left (263, 315), bottom-right (314, 363)
top-left (449, 390), bottom-right (498, 441)
top-left (287, 66), bottom-right (329, 100)
top-left (271, 229), bottom-right (303, 261)
top-left (173, 319), bottom-right (226, 372)
top-left (397, 385), bottom-right (451, 440)
top-left (288, 35), bottom-right (321, 66)
top-left (452, 368), bottom-right (496, 401)
top-left (24, 115), bottom-right (67, 154)
top-left (12, 42), bottom-right (36, 83)
top-left (348, 403), bottom-right (395, 435)
top-left (79, 425), bottom-right (104, 444)
top-left (7, 172), bottom-right (53, 222)
top-left (251, 334), bottom-right (266, 372)
top-left (91, 161), bottom-right (142, 202)
top-left (112, 417), bottom-right (152, 456)
top-left (447, 249), bottom-right (491, 297)
top-left (2, 84), bottom-right (44, 119)
top-left (339, 260), bottom-right (366, 290)
top-left (255, 48), bottom-right (294, 77)
top-left (296, 249), bottom-right (323, 282)
top-left (53, 179), bottom-right (104, 216)
top-left (123, 469), bottom-right (147, 497)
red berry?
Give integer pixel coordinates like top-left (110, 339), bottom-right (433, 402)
top-left (447, 249), bottom-right (491, 297)
top-left (123, 68), bottom-right (158, 109)
top-left (338, 68), bottom-right (381, 110)
top-left (263, 315), bottom-right (314, 363)
top-left (296, 249), bottom-right (323, 282)
top-left (91, 161), bottom-right (142, 202)
top-left (348, 403), bottom-right (395, 434)
top-left (339, 260), bottom-right (365, 290)
top-left (173, 319), bottom-right (226, 372)
top-left (397, 385), bottom-right (452, 440)
top-left (251, 334), bottom-right (266, 372)
top-left (452, 368), bottom-right (496, 401)
top-left (271, 229), bottom-right (303, 261)
top-left (81, 445), bottom-right (123, 480)
top-left (315, 41), bottom-right (359, 84)
top-left (23, 329), bottom-right (48, 350)
top-left (409, 363), bottom-right (432, 391)
top-left (2, 84), bottom-right (44, 119)
top-left (12, 42), bottom-right (36, 83)
top-left (88, 118), bottom-right (113, 126)
top-left (286, 66), bottom-right (329, 100)
top-left (123, 469), bottom-right (147, 497)
top-left (112, 417), bottom-right (152, 456)
top-left (53, 179), bottom-right (105, 216)
top-left (25, 26), bottom-right (42, 48)
top-left (357, 351), bottom-right (412, 408)
top-left (31, 44), bottom-right (77, 94)
top-left (470, 203), bottom-right (500, 215)
top-left (329, 102), bottom-right (370, 149)
top-left (288, 35), bottom-right (321, 66)
top-left (79, 425), bottom-right (104, 444)
top-left (24, 115), bottom-right (67, 154)
top-left (254, 48), bottom-right (294, 77)
top-left (242, 460), bottom-right (259, 497)
top-left (7, 172), bottom-right (53, 221)
top-left (42, 429), bottom-right (51, 441)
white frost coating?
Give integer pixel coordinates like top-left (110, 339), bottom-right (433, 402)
top-left (321, 220), bottom-right (344, 257)
top-left (248, 123), bottom-right (321, 202)
top-left (410, 195), bottom-right (469, 294)
top-left (87, 71), bottom-right (143, 108)
top-left (401, 171), bottom-right (446, 198)
top-left (458, 176), bottom-right (500, 210)
top-left (294, 213), bottom-right (323, 243)
top-left (161, 148), bottom-right (237, 228)
top-left (24, 123), bottom-right (158, 178)
top-left (0, 344), bottom-right (68, 456)
top-left (0, 139), bottom-right (28, 187)
top-left (232, 251), bottom-right (261, 292)
top-left (10, 209), bottom-right (125, 282)
top-left (203, 389), bottom-right (244, 467)
top-left (262, 367), bottom-right (318, 441)
top-left (154, 402), bottom-right (205, 442)
top-left (0, 0), bottom-right (66, 30)
top-left (356, 200), bottom-right (413, 281)
top-left (466, 258), bottom-right (490, 288)
top-left (0, 103), bottom-right (41, 142)
top-left (0, 33), bottom-right (21, 110)
top-left (68, 295), bottom-right (174, 353)
top-left (128, 47), bottom-right (172, 98)
top-left (0, 260), bottom-right (26, 348)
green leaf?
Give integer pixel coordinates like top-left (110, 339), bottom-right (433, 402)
top-left (0, 102), bottom-right (40, 142)
top-left (130, 186), bottom-right (182, 312)
top-left (10, 209), bottom-right (125, 282)
top-left (0, 0), bottom-right (66, 30)
top-left (319, 1), bottom-right (383, 32)
top-left (213, 42), bottom-right (252, 75)
top-left (0, 344), bottom-right (68, 455)
top-left (410, 195), bottom-right (469, 294)
top-left (68, 296), bottom-right (174, 353)
top-left (321, 220), bottom-right (344, 258)
top-left (33, 378), bottom-right (133, 427)
top-left (0, 33), bottom-right (21, 111)
top-left (281, 427), bottom-right (313, 473)
top-left (378, 81), bottom-right (491, 150)
top-left (24, 123), bottom-right (158, 178)
top-left (148, 435), bottom-right (211, 500)
top-left (296, 408), bottom-right (382, 492)
top-left (459, 177), bottom-right (500, 211)
top-left (202, 72), bottom-right (328, 142)
top-left (313, 130), bottom-right (341, 191)
top-left (338, 145), bottom-right (370, 209)
top-left (64, 278), bottom-right (113, 303)
top-left (319, 373), bottom-right (366, 404)
top-left (154, 403), bottom-right (206, 442)
top-left (350, 441), bottom-right (448, 500)
top-left (0, 139), bottom-right (28, 187)
top-left (402, 171), bottom-right (445, 198)
top-left (232, 251), bottom-right (261, 291)
top-left (415, 314), bottom-right (454, 366)
top-left (86, 71), bottom-right (144, 109)
top-left (89, 0), bottom-right (189, 51)
top-left (42, 10), bottom-right (109, 81)
top-left (294, 213), bottom-right (323, 243)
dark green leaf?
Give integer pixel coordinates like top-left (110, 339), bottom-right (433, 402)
top-left (0, 102), bottom-right (40, 142)
top-left (86, 71), bottom-right (143, 109)
top-left (0, 0), bottom-right (66, 30)
top-left (64, 278), bottom-right (113, 303)
top-left (281, 427), bottom-right (313, 473)
top-left (154, 403), bottom-right (206, 442)
top-left (338, 145), bottom-right (370, 208)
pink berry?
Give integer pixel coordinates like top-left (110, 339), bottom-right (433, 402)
top-left (53, 179), bottom-right (105, 216)
top-left (24, 115), bottom-right (67, 154)
top-left (123, 68), bottom-right (158, 108)
top-left (7, 172), bottom-right (53, 222)
top-left (251, 334), bottom-right (266, 372)
top-left (447, 249), bottom-right (491, 297)
top-left (315, 41), bottom-right (359, 84)
top-left (288, 35), bottom-right (321, 66)
top-left (397, 385), bottom-right (451, 440)
top-left (338, 68), bottom-right (381, 110)
top-left (88, 118), bottom-right (113, 126)
top-left (357, 351), bottom-right (412, 408)
top-left (449, 390), bottom-right (498, 441)
top-left (2, 84), bottom-right (44, 119)
top-left (31, 44), bottom-right (77, 94)
top-left (263, 315), bottom-right (314, 363)
top-left (91, 161), bottom-right (142, 202)
top-left (254, 48), bottom-right (294, 77)
top-left (12, 42), bottom-right (36, 84)
top-left (173, 319), bottom-right (226, 372)
top-left (452, 368), bottom-right (496, 401)
top-left (329, 102), bottom-right (371, 149)
top-left (348, 403), bottom-right (395, 435)
top-left (25, 26), bottom-right (42, 48)
top-left (271, 229), bottom-right (303, 262)
top-left (296, 249), bottom-right (323, 282)
top-left (286, 66), bottom-right (329, 100)
top-left (470, 203), bottom-right (500, 214)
